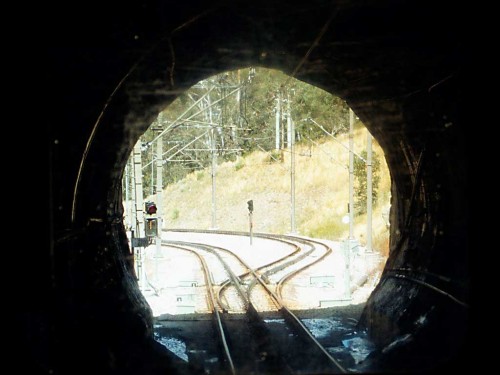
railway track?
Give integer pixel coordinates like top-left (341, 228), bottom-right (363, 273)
top-left (162, 241), bottom-right (287, 374)
top-left (164, 229), bottom-right (334, 312)
top-left (164, 243), bottom-right (237, 374)
top-left (159, 230), bottom-right (347, 373)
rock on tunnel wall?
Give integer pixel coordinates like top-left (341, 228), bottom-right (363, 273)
top-left (34, 1), bottom-right (468, 373)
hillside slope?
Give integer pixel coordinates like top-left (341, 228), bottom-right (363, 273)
top-left (158, 128), bottom-right (391, 255)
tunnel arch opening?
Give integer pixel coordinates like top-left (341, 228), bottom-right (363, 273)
top-left (48, 2), bottom-right (467, 374)
top-left (124, 67), bottom-right (391, 241)
top-left (122, 67), bottom-right (392, 324)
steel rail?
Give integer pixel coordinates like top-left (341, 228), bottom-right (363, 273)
top-left (274, 236), bottom-right (333, 301)
top-left (216, 237), bottom-right (301, 311)
top-left (162, 231), bottom-right (346, 373)
top-left (164, 244), bottom-right (236, 375)
top-left (163, 240), bottom-right (249, 311)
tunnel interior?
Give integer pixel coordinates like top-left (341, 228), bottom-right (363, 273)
top-left (39, 1), bottom-right (468, 374)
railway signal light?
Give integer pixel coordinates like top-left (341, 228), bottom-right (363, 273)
top-left (145, 201), bottom-right (157, 215)
top-left (145, 218), bottom-right (158, 237)
top-left (247, 200), bottom-right (253, 213)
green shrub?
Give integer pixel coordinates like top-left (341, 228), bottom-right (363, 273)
top-left (269, 149), bottom-right (283, 163)
top-left (235, 159), bottom-right (245, 171)
top-left (307, 217), bottom-right (344, 240)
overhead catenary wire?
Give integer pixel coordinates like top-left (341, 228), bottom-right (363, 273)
top-left (309, 118), bottom-right (366, 162)
top-left (304, 135), bottom-right (348, 170)
top-left (150, 85), bottom-right (241, 145)
top-left (139, 83), bottom-right (244, 178)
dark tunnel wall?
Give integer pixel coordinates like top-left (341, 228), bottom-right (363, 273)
top-left (36, 1), bottom-right (468, 373)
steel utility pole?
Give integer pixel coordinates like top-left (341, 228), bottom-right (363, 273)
top-left (309, 116), bottom-right (373, 251)
top-left (275, 90), bottom-right (281, 150)
top-left (281, 88), bottom-right (285, 150)
top-left (349, 109), bottom-right (355, 239)
top-left (131, 157), bottom-right (137, 231)
top-left (155, 120), bottom-right (163, 229)
top-left (154, 121), bottom-right (163, 282)
top-left (133, 140), bottom-right (146, 289)
top-left (235, 70), bottom-right (240, 158)
top-left (288, 91), bottom-right (296, 233)
top-left (124, 159), bottom-right (131, 230)
top-left (366, 131), bottom-right (373, 252)
top-left (151, 145), bottom-right (155, 196)
top-left (207, 95), bottom-right (217, 229)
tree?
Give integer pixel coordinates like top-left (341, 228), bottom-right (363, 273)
top-left (134, 67), bottom-right (351, 197)
top-left (354, 149), bottom-right (381, 214)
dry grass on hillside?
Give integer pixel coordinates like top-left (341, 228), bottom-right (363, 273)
top-left (157, 128), bottom-right (391, 255)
